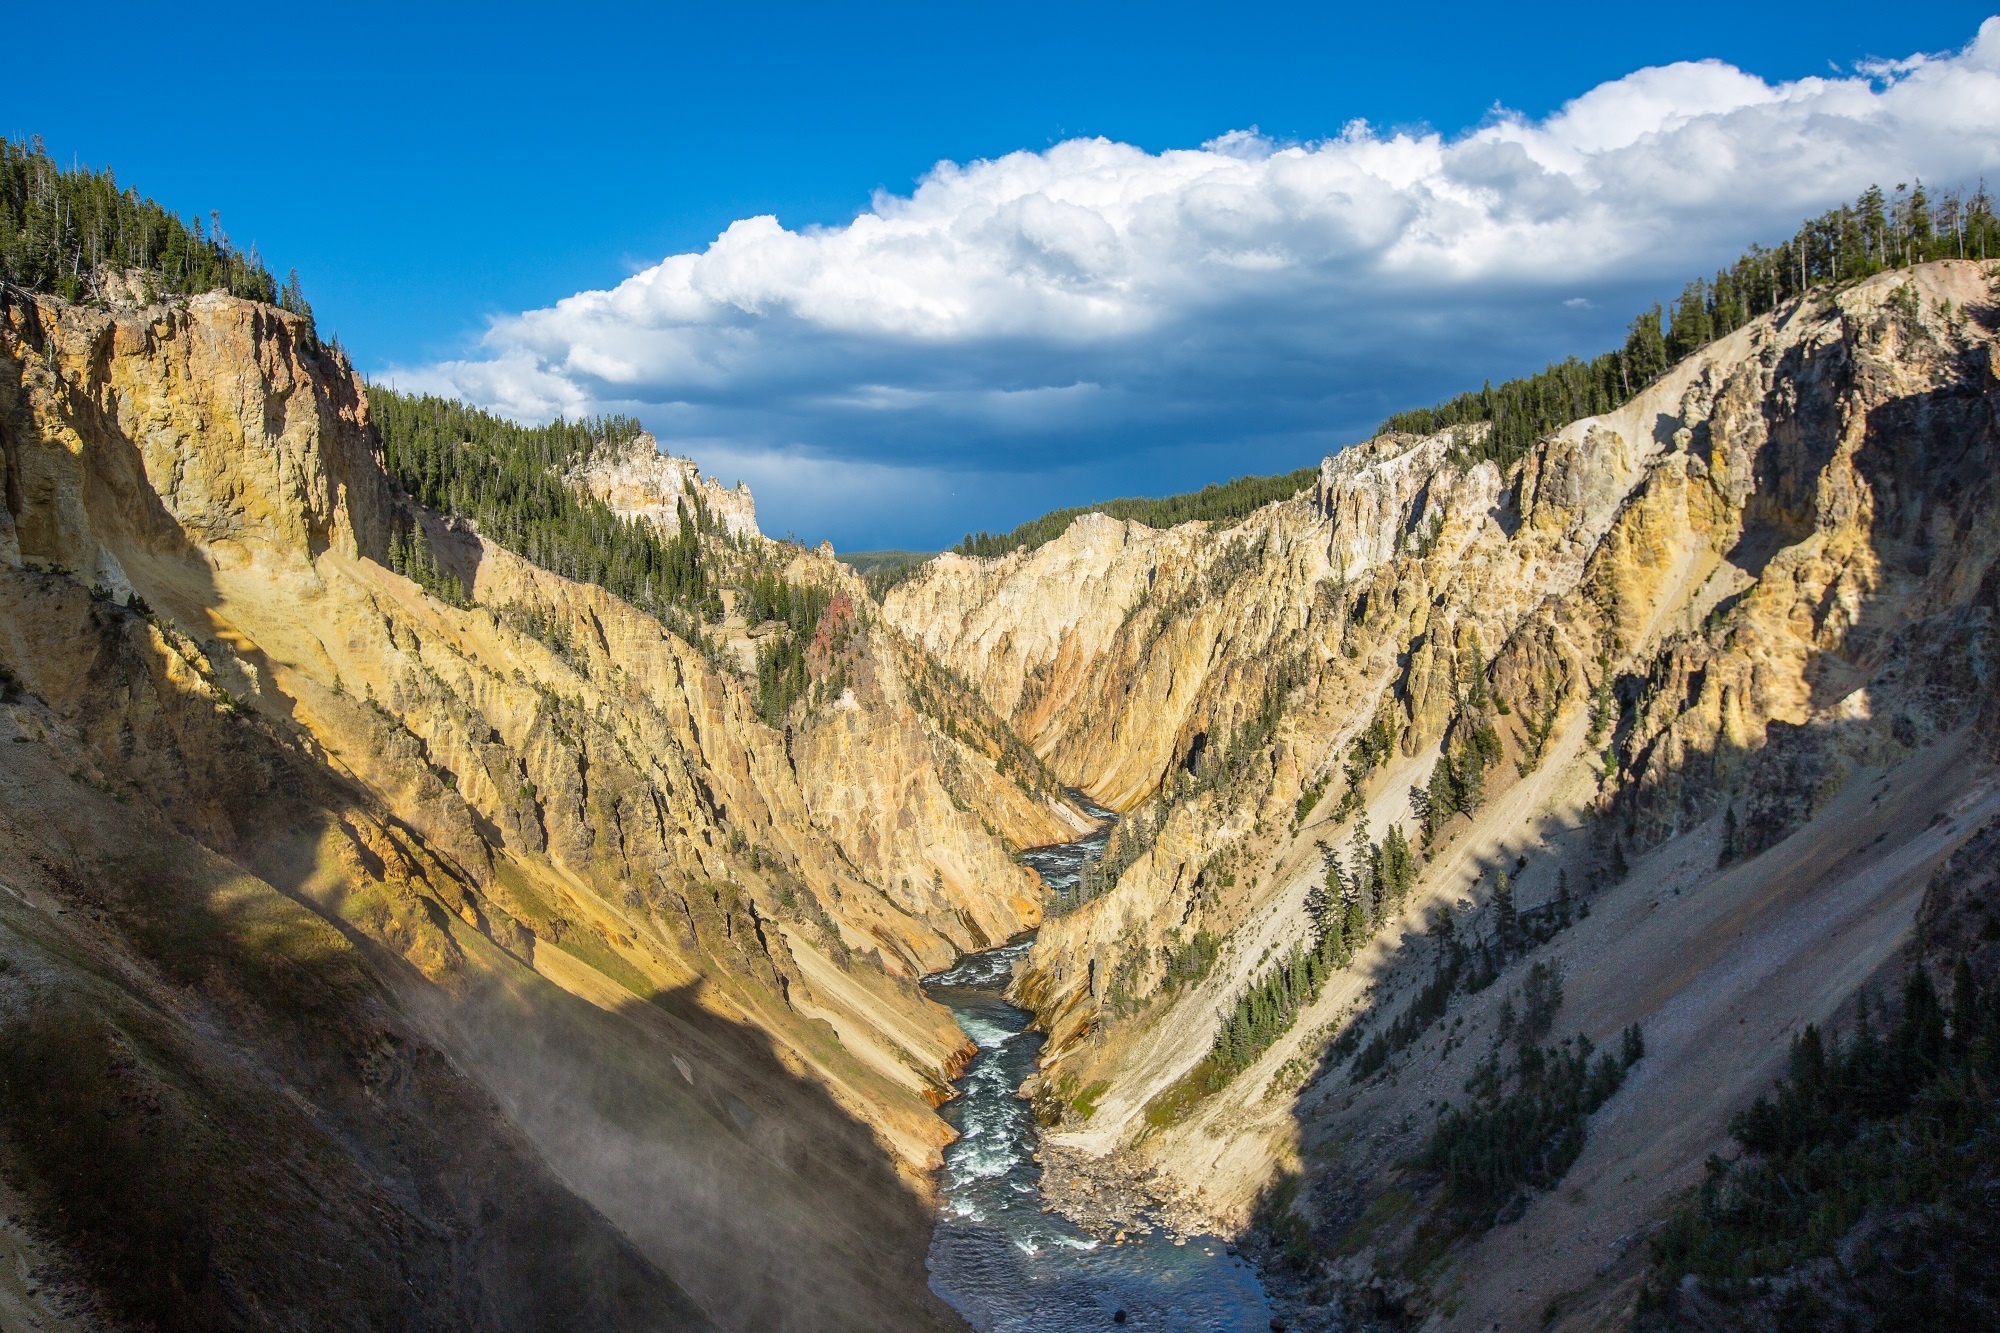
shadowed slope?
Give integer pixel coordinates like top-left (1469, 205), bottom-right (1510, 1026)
top-left (0, 282), bottom-right (976, 1330)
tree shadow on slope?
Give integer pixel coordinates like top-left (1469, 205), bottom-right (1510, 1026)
top-left (1238, 750), bottom-right (1909, 1330)
top-left (1250, 639), bottom-right (1995, 1319)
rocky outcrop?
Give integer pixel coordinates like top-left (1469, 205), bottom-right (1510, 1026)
top-left (569, 429), bottom-right (761, 537)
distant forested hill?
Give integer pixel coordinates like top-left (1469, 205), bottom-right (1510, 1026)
top-left (953, 469), bottom-right (1320, 558)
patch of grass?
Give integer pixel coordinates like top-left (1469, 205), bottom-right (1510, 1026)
top-left (549, 913), bottom-right (657, 1000)
top-left (1143, 1058), bottom-right (1226, 1128)
top-left (1071, 1080), bottom-right (1111, 1120)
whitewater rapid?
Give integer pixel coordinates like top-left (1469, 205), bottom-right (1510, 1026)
top-left (923, 809), bottom-right (1271, 1332)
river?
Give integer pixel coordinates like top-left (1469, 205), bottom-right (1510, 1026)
top-left (923, 803), bottom-right (1272, 1332)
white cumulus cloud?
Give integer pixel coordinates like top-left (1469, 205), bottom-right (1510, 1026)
top-left (392, 19), bottom-right (2000, 548)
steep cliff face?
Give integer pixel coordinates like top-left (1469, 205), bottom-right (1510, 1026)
top-left (0, 285), bottom-right (1068, 1330)
top-left (886, 507), bottom-right (1347, 814)
top-left (568, 430), bottom-right (762, 538)
top-left (888, 260), bottom-right (2000, 1328)
top-left (782, 590), bottom-right (1085, 956)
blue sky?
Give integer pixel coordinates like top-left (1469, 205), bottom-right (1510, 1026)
top-left (10, 4), bottom-right (2000, 549)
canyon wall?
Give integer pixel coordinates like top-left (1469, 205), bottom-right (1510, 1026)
top-left (886, 260), bottom-right (2000, 1329)
top-left (8, 251), bottom-right (1994, 1331)
top-left (0, 284), bottom-right (1073, 1331)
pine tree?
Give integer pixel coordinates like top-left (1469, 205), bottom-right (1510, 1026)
top-left (1624, 304), bottom-right (1669, 388)
top-left (279, 267), bottom-right (313, 324)
top-left (1494, 868), bottom-right (1516, 945)
top-left (1950, 957), bottom-right (1979, 1049)
top-left (1620, 1023), bottom-right (1646, 1067)
top-left (1349, 816), bottom-right (1375, 914)
top-left (1665, 280), bottom-right (1715, 361)
top-left (1381, 824), bottom-right (1416, 907)
top-left (1458, 628), bottom-right (1489, 709)
top-left (1458, 752), bottom-right (1486, 813)
top-left (1311, 844), bottom-right (1340, 940)
top-left (1341, 893), bottom-right (1369, 960)
top-left (367, 387), bottom-right (713, 626)
top-left (1425, 761), bottom-right (1457, 839)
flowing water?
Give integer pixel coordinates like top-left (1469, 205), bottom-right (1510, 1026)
top-left (924, 803), bottom-right (1271, 1332)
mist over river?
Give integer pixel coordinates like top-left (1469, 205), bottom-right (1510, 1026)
top-left (923, 807), bottom-right (1271, 1332)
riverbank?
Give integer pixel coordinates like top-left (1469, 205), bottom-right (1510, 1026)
top-left (1032, 1143), bottom-right (1217, 1244)
top-left (922, 807), bottom-right (1271, 1332)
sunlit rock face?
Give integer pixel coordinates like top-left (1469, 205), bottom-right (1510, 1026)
top-left (568, 430), bottom-right (763, 539)
top-left (885, 261), bottom-right (2000, 1328)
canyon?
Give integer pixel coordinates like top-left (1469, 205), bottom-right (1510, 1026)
top-left (0, 281), bottom-right (1074, 1331)
top-left (883, 259), bottom-right (2000, 1329)
top-left (0, 256), bottom-right (1995, 1331)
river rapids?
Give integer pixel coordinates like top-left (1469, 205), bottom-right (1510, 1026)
top-left (923, 806), bottom-right (1272, 1331)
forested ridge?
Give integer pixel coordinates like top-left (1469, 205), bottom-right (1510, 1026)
top-left (953, 178), bottom-right (2000, 564)
top-left (0, 136), bottom-right (307, 316)
top-left (953, 468), bottom-right (1320, 559)
top-left (366, 388), bottom-right (875, 730)
top-left (1383, 179), bottom-right (2000, 472)
top-left (367, 387), bottom-right (720, 624)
